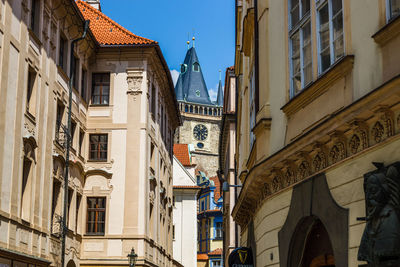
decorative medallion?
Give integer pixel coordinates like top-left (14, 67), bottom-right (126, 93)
top-left (349, 134), bottom-right (361, 154)
top-left (372, 121), bottom-right (384, 143)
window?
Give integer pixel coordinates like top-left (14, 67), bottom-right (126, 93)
top-left (388, 0), bottom-right (400, 21)
top-left (70, 121), bottom-right (77, 148)
top-left (172, 224), bottom-right (175, 240)
top-left (215, 222), bottom-right (223, 239)
top-left (193, 62), bottom-right (200, 72)
top-left (91, 73), bottom-right (110, 105)
top-left (26, 67), bottom-right (37, 116)
top-left (289, 0), bottom-right (312, 95)
top-left (21, 157), bottom-right (32, 221)
top-left (180, 64), bottom-right (187, 73)
top-left (89, 134), bottom-right (108, 161)
top-left (213, 260), bottom-right (222, 267)
top-left (58, 34), bottom-right (68, 73)
top-left (249, 68), bottom-right (256, 148)
top-left (79, 130), bottom-right (84, 156)
top-left (86, 197), bottom-right (106, 235)
top-left (151, 85), bottom-right (156, 118)
top-left (317, 0), bottom-right (344, 74)
top-left (185, 105), bottom-right (188, 112)
top-left (81, 68), bottom-right (87, 101)
top-left (73, 55), bottom-right (79, 90)
top-left (30, 0), bottom-right (40, 36)
top-left (201, 201), bottom-right (205, 211)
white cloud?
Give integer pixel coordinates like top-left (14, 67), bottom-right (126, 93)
top-left (170, 69), bottom-right (179, 86)
top-left (208, 83), bottom-right (219, 101)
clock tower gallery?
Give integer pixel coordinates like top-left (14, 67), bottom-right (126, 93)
top-left (174, 43), bottom-right (223, 178)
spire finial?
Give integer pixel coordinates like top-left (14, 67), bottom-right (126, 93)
top-left (219, 69), bottom-right (222, 81)
top-left (192, 36), bottom-right (195, 48)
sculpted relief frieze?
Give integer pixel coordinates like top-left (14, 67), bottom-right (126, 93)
top-left (234, 105), bottom-right (400, 228)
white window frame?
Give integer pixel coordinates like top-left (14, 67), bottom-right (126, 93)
top-left (316, 0), bottom-right (344, 74)
top-left (386, 0), bottom-right (400, 21)
top-left (289, 0), bottom-right (312, 97)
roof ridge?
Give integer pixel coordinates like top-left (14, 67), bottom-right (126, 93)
top-left (76, 0), bottom-right (156, 44)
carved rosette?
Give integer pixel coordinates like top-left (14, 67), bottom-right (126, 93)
top-left (126, 70), bottom-right (143, 95)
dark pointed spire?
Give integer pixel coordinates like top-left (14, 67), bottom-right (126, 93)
top-left (174, 46), bottom-right (213, 105)
top-left (216, 70), bottom-right (224, 107)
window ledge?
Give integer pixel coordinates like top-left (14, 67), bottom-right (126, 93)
top-left (373, 15), bottom-right (400, 45)
top-left (57, 65), bottom-right (69, 82)
top-left (281, 55), bottom-right (354, 117)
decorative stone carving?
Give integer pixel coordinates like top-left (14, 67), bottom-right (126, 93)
top-left (262, 183), bottom-right (271, 198)
top-left (372, 121), bottom-right (385, 143)
top-left (358, 162), bottom-right (400, 266)
top-left (272, 176), bottom-right (281, 192)
top-left (126, 70), bottom-right (143, 95)
top-left (285, 167), bottom-right (296, 186)
top-left (313, 152), bottom-right (327, 172)
top-left (330, 142), bottom-right (346, 164)
top-left (349, 134), bottom-right (361, 154)
top-left (297, 161), bottom-right (310, 181)
top-left (149, 191), bottom-right (155, 205)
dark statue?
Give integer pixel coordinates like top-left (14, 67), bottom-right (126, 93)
top-left (358, 162), bottom-right (400, 266)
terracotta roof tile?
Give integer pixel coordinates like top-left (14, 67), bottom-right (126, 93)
top-left (208, 248), bottom-right (223, 255)
top-left (76, 1), bottom-right (156, 45)
top-left (174, 144), bottom-right (191, 166)
top-left (197, 253), bottom-right (209, 260)
top-left (210, 176), bottom-right (221, 202)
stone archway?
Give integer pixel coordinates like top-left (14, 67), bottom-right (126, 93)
top-left (66, 260), bottom-right (76, 267)
top-left (278, 174), bottom-right (348, 267)
top-left (289, 216), bottom-right (335, 267)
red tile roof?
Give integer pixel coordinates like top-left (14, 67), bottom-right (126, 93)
top-left (208, 248), bottom-right (223, 255)
top-left (210, 176), bottom-right (221, 202)
top-left (174, 144), bottom-right (191, 166)
top-left (197, 253), bottom-right (209, 260)
top-left (76, 0), bottom-right (156, 45)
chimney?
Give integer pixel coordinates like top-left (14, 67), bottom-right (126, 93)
top-left (85, 0), bottom-right (101, 11)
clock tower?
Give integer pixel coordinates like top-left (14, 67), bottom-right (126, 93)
top-left (174, 42), bottom-right (223, 178)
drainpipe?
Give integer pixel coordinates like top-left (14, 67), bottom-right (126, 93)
top-left (61, 20), bottom-right (90, 267)
top-left (254, 0), bottom-right (259, 113)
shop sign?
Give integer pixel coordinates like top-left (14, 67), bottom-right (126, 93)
top-left (228, 247), bottom-right (254, 267)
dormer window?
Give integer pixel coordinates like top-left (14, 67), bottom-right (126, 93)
top-left (196, 90), bottom-right (200, 97)
top-left (180, 64), bottom-right (187, 73)
top-left (193, 62), bottom-right (200, 72)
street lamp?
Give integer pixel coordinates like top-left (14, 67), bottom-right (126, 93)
top-left (127, 248), bottom-right (138, 267)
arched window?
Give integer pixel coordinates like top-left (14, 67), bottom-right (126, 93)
top-left (195, 106), bottom-right (199, 114)
top-left (208, 108), bottom-right (212, 115)
top-left (180, 64), bottom-right (187, 74)
top-left (190, 106), bottom-right (193, 113)
top-left (185, 105), bottom-right (188, 112)
top-left (213, 109), bottom-right (217, 116)
top-left (193, 62), bottom-right (200, 72)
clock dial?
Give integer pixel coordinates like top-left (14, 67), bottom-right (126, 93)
top-left (193, 124), bottom-right (208, 141)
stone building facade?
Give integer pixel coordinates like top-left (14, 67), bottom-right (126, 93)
top-left (233, 0), bottom-right (400, 266)
top-left (0, 1), bottom-right (181, 267)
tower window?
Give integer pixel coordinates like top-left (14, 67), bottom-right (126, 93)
top-left (180, 64), bottom-right (187, 73)
top-left (193, 62), bottom-right (200, 72)
top-left (196, 90), bottom-right (200, 97)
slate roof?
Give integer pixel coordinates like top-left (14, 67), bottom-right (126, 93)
top-left (175, 47), bottom-right (213, 105)
top-left (216, 79), bottom-right (224, 107)
top-left (173, 144), bottom-right (191, 166)
top-left (76, 0), bottom-right (156, 45)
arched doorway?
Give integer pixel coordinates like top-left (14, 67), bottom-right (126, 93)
top-left (289, 217), bottom-right (335, 267)
top-left (66, 260), bottom-right (76, 267)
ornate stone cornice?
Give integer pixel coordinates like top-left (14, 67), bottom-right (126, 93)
top-left (233, 75), bottom-right (400, 228)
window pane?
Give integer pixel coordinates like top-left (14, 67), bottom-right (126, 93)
top-left (332, 0), bottom-right (342, 16)
top-left (290, 0), bottom-right (300, 28)
top-left (333, 12), bottom-right (343, 41)
top-left (320, 48), bottom-right (331, 72)
top-left (301, 0), bottom-right (310, 17)
top-left (334, 35), bottom-right (344, 60)
top-left (291, 31), bottom-right (301, 93)
top-left (390, 0), bottom-right (400, 19)
top-left (319, 4), bottom-right (330, 51)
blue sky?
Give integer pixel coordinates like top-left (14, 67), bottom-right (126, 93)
top-left (100, 0), bottom-right (235, 100)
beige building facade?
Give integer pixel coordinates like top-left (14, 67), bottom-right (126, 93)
top-left (234, 0), bottom-right (400, 266)
top-left (0, 1), bottom-right (181, 267)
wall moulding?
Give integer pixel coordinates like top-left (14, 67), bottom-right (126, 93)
top-left (233, 75), bottom-right (400, 228)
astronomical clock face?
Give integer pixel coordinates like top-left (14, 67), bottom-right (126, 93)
top-left (193, 124), bottom-right (208, 141)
